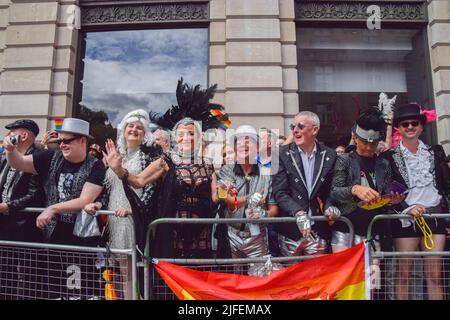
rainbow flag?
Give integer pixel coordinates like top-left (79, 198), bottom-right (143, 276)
top-left (210, 109), bottom-right (231, 129)
top-left (54, 118), bottom-right (64, 130)
top-left (154, 242), bottom-right (368, 300)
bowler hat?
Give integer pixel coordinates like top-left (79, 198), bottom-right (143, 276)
top-left (393, 103), bottom-right (426, 127)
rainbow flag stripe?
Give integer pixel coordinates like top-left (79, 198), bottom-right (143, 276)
top-left (54, 118), bottom-right (64, 130)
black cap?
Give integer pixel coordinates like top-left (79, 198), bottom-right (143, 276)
top-left (5, 119), bottom-right (40, 136)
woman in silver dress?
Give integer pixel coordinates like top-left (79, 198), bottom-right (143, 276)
top-left (84, 109), bottom-right (160, 299)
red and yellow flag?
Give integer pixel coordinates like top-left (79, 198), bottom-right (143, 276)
top-left (154, 242), bottom-right (367, 300)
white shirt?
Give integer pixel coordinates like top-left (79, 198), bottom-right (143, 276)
top-left (298, 144), bottom-right (317, 220)
top-left (400, 140), bottom-right (441, 208)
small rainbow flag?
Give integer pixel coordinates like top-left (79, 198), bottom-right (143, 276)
top-left (54, 118), bottom-right (64, 130)
top-left (210, 109), bottom-right (231, 130)
top-left (154, 242), bottom-right (368, 300)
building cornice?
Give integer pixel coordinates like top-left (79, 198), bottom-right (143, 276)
top-left (80, 0), bottom-right (209, 28)
top-left (294, 0), bottom-right (427, 25)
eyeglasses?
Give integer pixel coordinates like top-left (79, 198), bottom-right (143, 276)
top-left (289, 123), bottom-right (315, 131)
top-left (399, 120), bottom-right (420, 128)
top-left (56, 137), bottom-right (80, 145)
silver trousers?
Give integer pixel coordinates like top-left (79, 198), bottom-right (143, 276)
top-left (278, 233), bottom-right (328, 256)
top-left (228, 226), bottom-right (270, 276)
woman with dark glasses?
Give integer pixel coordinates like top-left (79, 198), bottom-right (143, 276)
top-left (386, 103), bottom-right (450, 300)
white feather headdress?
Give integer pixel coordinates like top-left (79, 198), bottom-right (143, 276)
top-left (378, 92), bottom-right (397, 121)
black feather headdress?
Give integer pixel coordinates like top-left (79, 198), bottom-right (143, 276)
top-left (149, 78), bottom-right (230, 131)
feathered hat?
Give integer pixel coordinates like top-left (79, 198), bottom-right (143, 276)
top-left (149, 78), bottom-right (231, 131)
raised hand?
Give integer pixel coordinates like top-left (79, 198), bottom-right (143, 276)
top-left (103, 139), bottom-right (123, 174)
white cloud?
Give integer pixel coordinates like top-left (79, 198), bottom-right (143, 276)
top-left (81, 28), bottom-right (208, 126)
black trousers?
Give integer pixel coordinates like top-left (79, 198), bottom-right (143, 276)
top-left (40, 221), bottom-right (102, 299)
top-left (0, 216), bottom-right (42, 300)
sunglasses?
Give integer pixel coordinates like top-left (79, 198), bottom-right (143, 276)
top-left (56, 137), bottom-right (80, 145)
top-left (289, 123), bottom-right (315, 131)
top-left (399, 120), bottom-right (420, 128)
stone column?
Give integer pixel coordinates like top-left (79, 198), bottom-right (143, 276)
top-left (0, 0), bottom-right (9, 111)
top-left (279, 0), bottom-right (298, 136)
top-left (0, 0), bottom-right (79, 139)
top-left (209, 0), bottom-right (298, 134)
top-left (428, 0), bottom-right (450, 153)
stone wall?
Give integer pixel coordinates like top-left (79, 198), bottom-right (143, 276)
top-left (1, 0), bottom-right (448, 145)
top-left (0, 0), bottom-right (79, 140)
top-left (209, 0), bottom-right (298, 135)
top-left (428, 0), bottom-right (450, 154)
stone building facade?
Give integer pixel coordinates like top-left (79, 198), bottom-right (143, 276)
top-left (0, 0), bottom-right (449, 152)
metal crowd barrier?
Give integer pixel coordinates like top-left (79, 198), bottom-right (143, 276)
top-left (366, 214), bottom-right (450, 300)
top-left (144, 216), bottom-right (355, 300)
top-left (0, 208), bottom-right (138, 300)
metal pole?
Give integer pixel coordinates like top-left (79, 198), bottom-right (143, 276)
top-left (144, 260), bottom-right (150, 300)
top-left (131, 248), bottom-right (138, 300)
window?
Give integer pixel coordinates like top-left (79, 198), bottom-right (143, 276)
top-left (297, 27), bottom-right (434, 147)
top-left (77, 28), bottom-right (208, 144)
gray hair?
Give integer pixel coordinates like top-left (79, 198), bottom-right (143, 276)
top-left (295, 111), bottom-right (320, 127)
top-left (172, 117), bottom-right (202, 138)
top-left (154, 128), bottom-right (171, 143)
top-left (172, 117), bottom-right (203, 156)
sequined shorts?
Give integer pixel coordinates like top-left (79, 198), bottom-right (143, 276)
top-left (331, 230), bottom-right (380, 251)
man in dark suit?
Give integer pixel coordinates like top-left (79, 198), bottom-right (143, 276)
top-left (0, 119), bottom-right (43, 241)
top-left (0, 119), bottom-right (44, 299)
top-left (272, 111), bottom-right (338, 256)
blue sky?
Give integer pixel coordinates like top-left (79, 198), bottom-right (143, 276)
top-left (80, 28), bottom-right (208, 126)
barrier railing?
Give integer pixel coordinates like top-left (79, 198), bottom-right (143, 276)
top-left (366, 214), bottom-right (450, 300)
top-left (144, 216), bottom-right (355, 300)
top-left (0, 208), bottom-right (138, 300)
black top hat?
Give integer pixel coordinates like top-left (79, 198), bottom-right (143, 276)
top-left (5, 119), bottom-right (40, 136)
top-left (393, 103), bottom-right (426, 127)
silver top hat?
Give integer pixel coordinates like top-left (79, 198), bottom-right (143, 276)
top-left (56, 118), bottom-right (93, 139)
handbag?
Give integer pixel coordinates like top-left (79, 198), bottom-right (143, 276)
top-left (73, 209), bottom-right (101, 238)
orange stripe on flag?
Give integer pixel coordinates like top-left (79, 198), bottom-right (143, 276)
top-left (154, 242), bottom-right (366, 300)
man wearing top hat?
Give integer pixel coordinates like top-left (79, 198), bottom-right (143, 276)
top-left (385, 103), bottom-right (450, 300)
top-left (3, 118), bottom-right (106, 299)
top-left (3, 118), bottom-right (106, 246)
